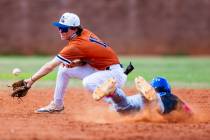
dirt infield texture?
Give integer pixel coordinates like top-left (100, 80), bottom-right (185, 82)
top-left (0, 88), bottom-right (210, 140)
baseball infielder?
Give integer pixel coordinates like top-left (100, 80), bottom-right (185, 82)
top-left (23, 12), bottom-right (191, 115)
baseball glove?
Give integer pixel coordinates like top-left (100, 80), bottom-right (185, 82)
top-left (10, 80), bottom-right (30, 98)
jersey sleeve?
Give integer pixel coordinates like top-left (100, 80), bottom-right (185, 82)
top-left (56, 44), bottom-right (85, 65)
top-left (55, 54), bottom-right (72, 65)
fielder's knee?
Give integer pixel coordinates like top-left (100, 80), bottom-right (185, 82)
top-left (82, 78), bottom-right (97, 92)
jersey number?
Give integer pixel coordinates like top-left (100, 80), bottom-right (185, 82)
top-left (89, 36), bottom-right (108, 48)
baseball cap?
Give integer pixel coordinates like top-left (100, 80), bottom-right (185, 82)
top-left (53, 13), bottom-right (80, 28)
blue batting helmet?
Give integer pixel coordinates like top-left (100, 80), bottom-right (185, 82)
top-left (150, 76), bottom-right (171, 93)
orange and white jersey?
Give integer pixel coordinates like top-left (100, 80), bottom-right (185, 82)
top-left (56, 28), bottom-right (120, 70)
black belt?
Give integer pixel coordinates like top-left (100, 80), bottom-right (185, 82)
top-left (105, 64), bottom-right (123, 70)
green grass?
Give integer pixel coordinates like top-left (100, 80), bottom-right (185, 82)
top-left (0, 56), bottom-right (210, 88)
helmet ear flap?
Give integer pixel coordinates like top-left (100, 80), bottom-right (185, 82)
top-left (150, 77), bottom-right (171, 93)
top-left (154, 86), bottom-right (170, 93)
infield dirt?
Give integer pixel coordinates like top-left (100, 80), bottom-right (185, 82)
top-left (0, 88), bottom-right (210, 140)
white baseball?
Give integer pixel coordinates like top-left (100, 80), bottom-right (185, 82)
top-left (12, 68), bottom-right (21, 76)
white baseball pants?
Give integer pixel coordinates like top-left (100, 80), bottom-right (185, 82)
top-left (53, 64), bottom-right (164, 113)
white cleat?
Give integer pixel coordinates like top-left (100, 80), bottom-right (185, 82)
top-left (92, 78), bottom-right (117, 101)
top-left (135, 76), bottom-right (157, 101)
top-left (35, 101), bottom-right (64, 113)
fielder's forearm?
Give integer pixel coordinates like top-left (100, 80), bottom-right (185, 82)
top-left (31, 59), bottom-right (61, 83)
top-left (31, 64), bottom-right (54, 82)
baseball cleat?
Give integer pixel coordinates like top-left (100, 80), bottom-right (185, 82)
top-left (35, 101), bottom-right (64, 113)
top-left (135, 76), bottom-right (157, 101)
top-left (92, 78), bottom-right (117, 101)
top-left (176, 99), bottom-right (193, 114)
